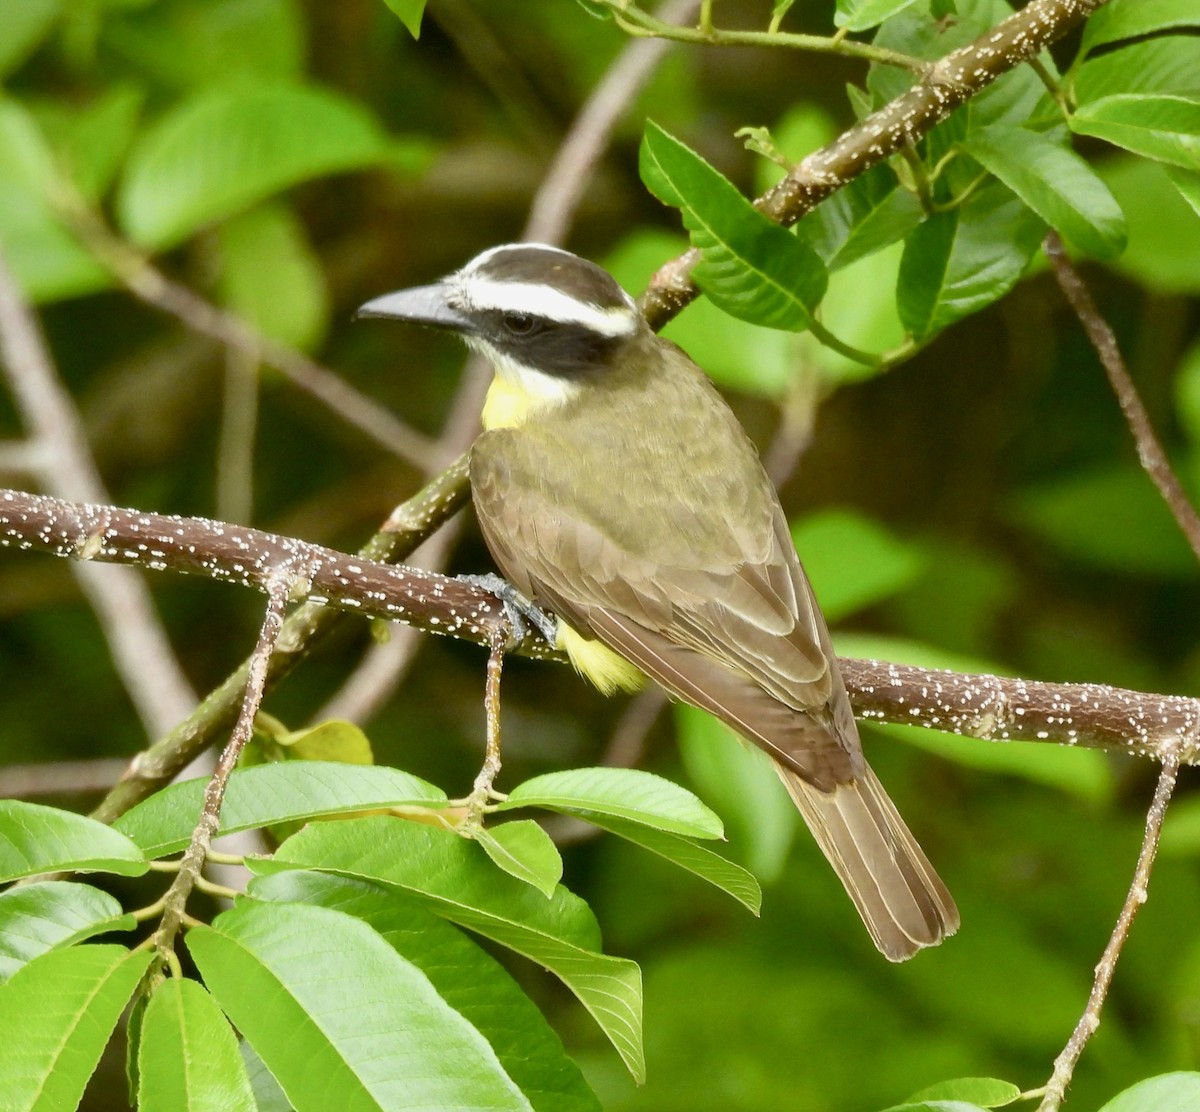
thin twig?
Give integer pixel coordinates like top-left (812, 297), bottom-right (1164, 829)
top-left (153, 573), bottom-right (293, 960)
top-left (466, 625), bottom-right (510, 825)
top-left (0, 248), bottom-right (196, 736)
top-left (60, 204), bottom-right (437, 469)
top-left (1038, 754), bottom-right (1181, 1111)
top-left (1044, 232), bottom-right (1200, 561)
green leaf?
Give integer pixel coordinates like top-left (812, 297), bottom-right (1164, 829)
top-left (138, 978), bottom-right (257, 1112)
top-left (0, 882), bottom-right (134, 983)
top-left (0, 0), bottom-right (61, 78)
top-left (884, 1103), bottom-right (991, 1112)
top-left (117, 82), bottom-right (398, 249)
top-left (0, 98), bottom-right (112, 303)
top-left (1076, 37), bottom-right (1200, 103)
top-left (1071, 95), bottom-right (1200, 171)
top-left (1098, 1072), bottom-right (1200, 1112)
top-left (1167, 166), bottom-right (1200, 219)
top-left (674, 705), bottom-right (798, 883)
top-left (799, 163), bottom-right (924, 272)
top-left (500, 767), bottom-right (724, 839)
top-left (834, 0), bottom-right (919, 33)
top-left (274, 718), bottom-right (375, 763)
top-left (382, 0), bottom-right (427, 38)
top-left (962, 125), bottom-right (1126, 259)
top-left (0, 945), bottom-right (152, 1112)
top-left (251, 871), bottom-right (602, 1112)
top-left (190, 900), bottom-right (533, 1111)
top-left (1008, 461), bottom-right (1198, 577)
top-left (905, 1077), bottom-right (1022, 1106)
top-left (640, 120), bottom-right (827, 331)
top-left (113, 761), bottom-right (446, 857)
top-left (0, 799), bottom-right (147, 882)
top-left (239, 1040), bottom-right (291, 1112)
top-left (579, 813), bottom-right (761, 914)
top-left (1081, 0), bottom-right (1200, 55)
top-left (476, 821), bottom-right (563, 898)
top-left (100, 0), bottom-right (305, 91)
top-left (897, 183), bottom-right (1045, 341)
top-left (254, 818), bottom-right (646, 1080)
top-left (33, 84), bottom-right (144, 202)
top-left (215, 202), bottom-right (330, 351)
top-left (792, 508), bottom-right (925, 623)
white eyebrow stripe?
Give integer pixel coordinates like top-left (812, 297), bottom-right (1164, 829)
top-left (458, 276), bottom-right (638, 337)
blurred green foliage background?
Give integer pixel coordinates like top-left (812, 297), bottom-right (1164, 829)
top-left (1, 1), bottom-right (1199, 1108)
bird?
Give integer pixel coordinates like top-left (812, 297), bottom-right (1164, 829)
top-left (357, 243), bottom-right (958, 960)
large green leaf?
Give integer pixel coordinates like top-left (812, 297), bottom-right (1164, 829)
top-left (254, 818), bottom-right (646, 1080)
top-left (962, 125), bottom-right (1126, 259)
top-left (0, 882), bottom-right (134, 983)
top-left (0, 945), bottom-right (151, 1112)
top-left (0, 0), bottom-right (61, 79)
top-left (138, 978), bottom-right (256, 1112)
top-left (190, 900), bottom-right (532, 1111)
top-left (1071, 95), bottom-right (1200, 171)
top-left (1098, 1073), bottom-right (1200, 1112)
top-left (834, 0), bottom-right (919, 32)
top-left (0, 799), bottom-right (147, 882)
top-left (113, 761), bottom-right (447, 857)
top-left (674, 705), bottom-right (798, 884)
top-left (0, 98), bottom-right (113, 303)
top-left (251, 871), bottom-right (602, 1112)
top-left (897, 184), bottom-right (1045, 342)
top-left (640, 120), bottom-right (827, 330)
top-left (1075, 37), bottom-right (1200, 103)
top-left (100, 0), bottom-right (305, 92)
top-left (1081, 0), bottom-right (1200, 55)
top-left (476, 821), bottom-right (563, 899)
top-left (499, 767), bottom-right (724, 838)
top-left (116, 82), bottom-right (402, 249)
top-left (792, 508), bottom-right (925, 623)
top-left (579, 813), bottom-right (762, 914)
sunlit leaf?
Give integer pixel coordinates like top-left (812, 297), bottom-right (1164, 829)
top-left (476, 821), bottom-right (563, 898)
top-left (117, 82), bottom-right (402, 249)
top-left (1080, 0), bottom-right (1200, 55)
top-left (190, 900), bottom-right (533, 1110)
top-left (1071, 94), bottom-right (1200, 171)
top-left (0, 799), bottom-right (147, 882)
top-left (904, 1077), bottom-right (1021, 1106)
top-left (255, 818), bottom-right (646, 1080)
top-left (138, 978), bottom-right (257, 1112)
top-left (897, 184), bottom-right (1045, 341)
top-left (835, 0), bottom-right (919, 32)
top-left (1097, 1072), bottom-right (1200, 1112)
top-left (640, 120), bottom-right (827, 330)
top-left (251, 871), bottom-right (602, 1112)
top-left (114, 762), bottom-right (446, 857)
top-left (500, 767), bottom-right (724, 839)
top-left (0, 882), bottom-right (134, 983)
top-left (0, 945), bottom-right (151, 1112)
top-left (1076, 37), bottom-right (1200, 104)
top-left (382, 0), bottom-right (427, 38)
top-left (962, 125), bottom-right (1126, 258)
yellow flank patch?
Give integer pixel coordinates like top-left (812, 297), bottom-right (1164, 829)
top-left (556, 620), bottom-right (644, 696)
top-left (481, 376), bottom-right (532, 430)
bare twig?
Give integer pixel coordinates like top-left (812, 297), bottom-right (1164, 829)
top-left (0, 249), bottom-right (196, 736)
top-left (1044, 232), bottom-right (1200, 560)
top-left (1038, 754), bottom-right (1181, 1111)
top-left (0, 758), bottom-right (136, 798)
top-left (153, 574), bottom-right (294, 961)
top-left (60, 206), bottom-right (437, 469)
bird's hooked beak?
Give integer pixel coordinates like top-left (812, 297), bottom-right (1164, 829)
top-left (354, 282), bottom-right (475, 334)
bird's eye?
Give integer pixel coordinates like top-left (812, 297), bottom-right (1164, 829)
top-left (501, 312), bottom-right (537, 335)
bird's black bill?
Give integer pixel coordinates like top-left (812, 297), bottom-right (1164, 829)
top-left (354, 283), bottom-right (474, 333)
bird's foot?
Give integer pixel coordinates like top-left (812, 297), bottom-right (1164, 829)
top-left (461, 573), bottom-right (557, 650)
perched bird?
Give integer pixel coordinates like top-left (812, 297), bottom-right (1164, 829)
top-left (358, 244), bottom-right (958, 960)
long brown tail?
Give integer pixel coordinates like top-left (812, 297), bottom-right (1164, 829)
top-left (778, 762), bottom-right (959, 961)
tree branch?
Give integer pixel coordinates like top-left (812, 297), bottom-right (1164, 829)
top-left (4, 488), bottom-right (1197, 780)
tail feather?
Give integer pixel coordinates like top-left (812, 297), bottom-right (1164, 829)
top-left (778, 763), bottom-right (959, 961)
